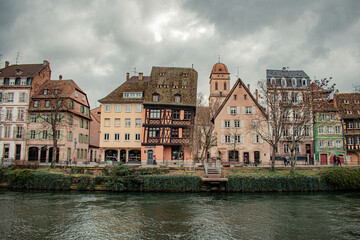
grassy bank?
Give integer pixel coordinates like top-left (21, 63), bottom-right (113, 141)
top-left (0, 165), bottom-right (359, 192)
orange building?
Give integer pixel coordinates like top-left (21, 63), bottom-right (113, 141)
top-left (141, 67), bottom-right (198, 165)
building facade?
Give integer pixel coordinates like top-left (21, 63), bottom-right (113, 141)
top-left (212, 77), bottom-right (270, 164)
top-left (266, 68), bottom-right (314, 163)
top-left (313, 100), bottom-right (346, 165)
top-left (334, 93), bottom-right (360, 165)
top-left (98, 73), bottom-right (149, 164)
top-left (89, 107), bottom-right (101, 162)
top-left (0, 60), bottom-right (51, 162)
top-left (208, 62), bottom-right (230, 109)
top-left (27, 78), bottom-right (91, 163)
top-left (141, 67), bottom-right (197, 165)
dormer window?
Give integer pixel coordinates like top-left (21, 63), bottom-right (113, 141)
top-left (15, 69), bottom-right (23, 75)
top-left (355, 100), bottom-right (360, 104)
top-left (271, 78), bottom-right (276, 85)
top-left (344, 100), bottom-right (349, 104)
top-left (15, 78), bottom-right (21, 85)
top-left (281, 77), bottom-right (286, 86)
top-left (75, 91), bottom-right (78, 98)
top-left (55, 89), bottom-right (59, 95)
top-left (174, 94), bottom-right (181, 103)
top-left (152, 93), bottom-right (159, 102)
top-left (292, 78), bottom-right (297, 87)
top-left (183, 73), bottom-right (188, 77)
top-left (302, 78), bottom-right (307, 86)
top-left (34, 100), bottom-right (38, 107)
top-left (4, 78), bottom-right (9, 85)
top-left (82, 96), bottom-right (85, 101)
top-left (347, 110), bottom-right (352, 114)
top-left (44, 89), bottom-right (48, 95)
top-left (159, 72), bottom-right (165, 76)
top-left (45, 100), bottom-right (50, 108)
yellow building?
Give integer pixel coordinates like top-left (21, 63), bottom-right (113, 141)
top-left (98, 73), bottom-right (149, 164)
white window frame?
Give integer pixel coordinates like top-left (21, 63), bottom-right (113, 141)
top-left (124, 133), bottom-right (130, 141)
top-left (115, 104), bottom-right (121, 112)
top-left (125, 104), bottom-right (131, 112)
top-left (135, 118), bottom-right (141, 127)
top-left (125, 118), bottom-right (131, 127)
top-left (135, 133), bottom-right (141, 141)
top-left (104, 133), bottom-right (110, 141)
top-left (136, 104), bottom-right (142, 113)
top-left (105, 104), bottom-right (111, 112)
top-left (114, 133), bottom-right (120, 141)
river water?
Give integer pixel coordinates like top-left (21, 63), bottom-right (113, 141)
top-left (0, 190), bottom-right (359, 240)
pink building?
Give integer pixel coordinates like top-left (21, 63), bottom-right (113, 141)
top-left (27, 77), bottom-right (91, 163)
top-left (89, 107), bottom-right (101, 162)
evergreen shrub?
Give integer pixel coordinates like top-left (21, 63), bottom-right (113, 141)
top-left (319, 167), bottom-right (360, 190)
top-left (141, 175), bottom-right (202, 192)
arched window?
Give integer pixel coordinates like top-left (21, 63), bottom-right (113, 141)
top-left (215, 82), bottom-right (218, 90)
top-left (302, 78), bottom-right (307, 86)
top-left (281, 77), bottom-right (286, 86)
top-left (224, 82), bottom-right (227, 90)
top-left (15, 78), bottom-right (21, 85)
top-left (271, 77), bottom-right (276, 85)
top-left (292, 78), bottom-right (297, 87)
top-left (152, 93), bottom-right (159, 102)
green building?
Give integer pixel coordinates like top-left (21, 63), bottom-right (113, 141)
top-left (313, 100), bottom-right (346, 165)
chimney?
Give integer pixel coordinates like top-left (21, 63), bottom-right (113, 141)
top-left (247, 84), bottom-right (250, 90)
top-left (255, 89), bottom-right (258, 102)
top-left (282, 67), bottom-right (287, 71)
top-left (43, 60), bottom-right (49, 66)
top-left (5, 61), bottom-right (9, 67)
top-left (335, 89), bottom-right (339, 94)
top-left (126, 72), bottom-right (130, 81)
top-left (59, 75), bottom-right (63, 80)
top-left (139, 72), bottom-right (143, 80)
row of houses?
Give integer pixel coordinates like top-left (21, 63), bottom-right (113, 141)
top-left (0, 60), bottom-right (359, 165)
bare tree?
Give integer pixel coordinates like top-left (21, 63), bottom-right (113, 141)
top-left (194, 93), bottom-right (217, 163)
top-left (252, 81), bottom-right (293, 170)
top-left (31, 89), bottom-right (69, 168)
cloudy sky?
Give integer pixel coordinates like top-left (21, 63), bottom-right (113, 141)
top-left (1, 0), bottom-right (359, 107)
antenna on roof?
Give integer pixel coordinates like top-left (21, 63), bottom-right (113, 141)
top-left (218, 54), bottom-right (221, 63)
top-left (129, 67), bottom-right (138, 75)
top-left (15, 52), bottom-right (23, 65)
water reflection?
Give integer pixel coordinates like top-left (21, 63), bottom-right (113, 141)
top-left (0, 190), bottom-right (359, 239)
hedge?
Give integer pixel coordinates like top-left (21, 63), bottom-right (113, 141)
top-left (141, 175), bottom-right (202, 192)
top-left (226, 175), bottom-right (331, 192)
top-left (319, 167), bottom-right (360, 190)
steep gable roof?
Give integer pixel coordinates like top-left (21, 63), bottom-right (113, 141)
top-left (212, 78), bottom-right (267, 122)
top-left (334, 92), bottom-right (360, 119)
top-left (98, 75), bottom-right (150, 103)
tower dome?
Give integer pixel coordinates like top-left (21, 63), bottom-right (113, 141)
top-left (211, 62), bottom-right (229, 75)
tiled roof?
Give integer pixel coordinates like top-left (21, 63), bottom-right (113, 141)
top-left (334, 93), bottom-right (360, 119)
top-left (313, 99), bottom-right (337, 112)
top-left (144, 66), bottom-right (198, 106)
top-left (0, 62), bottom-right (48, 78)
top-left (211, 62), bottom-right (229, 74)
top-left (32, 79), bottom-right (83, 98)
top-left (91, 106), bottom-right (101, 123)
top-left (98, 75), bottom-right (150, 103)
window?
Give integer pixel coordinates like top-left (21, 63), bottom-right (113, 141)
top-left (135, 118), bottom-right (141, 127)
top-left (230, 107), bottom-right (236, 114)
top-left (19, 93), bottom-right (26, 103)
top-left (244, 94), bottom-right (247, 100)
top-left (125, 118), bottom-right (131, 127)
top-left (114, 133), bottom-right (120, 141)
top-left (292, 78), bottom-right (297, 86)
top-left (356, 137), bottom-right (360, 145)
top-left (105, 104), bottom-right (111, 112)
top-left (115, 118), bottom-right (120, 127)
top-left (16, 126), bottom-right (24, 138)
top-left (3, 144), bottom-right (9, 158)
top-left (104, 118), bottom-right (110, 127)
top-left (123, 92), bottom-right (143, 98)
top-left (318, 126), bottom-right (324, 134)
top-left (85, 120), bottom-right (89, 129)
top-left (114, 104), bottom-right (121, 112)
top-left (174, 95), bottom-right (181, 103)
top-left (124, 133), bottom-right (130, 141)
top-left (173, 110), bottom-right (180, 120)
top-left (254, 134), bottom-right (260, 143)
top-left (43, 114), bottom-right (49, 122)
top-left (44, 89), bottom-right (48, 95)
top-left (322, 114), bottom-right (328, 121)
top-left (45, 101), bottom-right (50, 108)
top-left (42, 130), bottom-right (48, 139)
top-left (245, 107), bottom-right (252, 114)
top-left (8, 93), bottom-right (14, 102)
top-left (135, 133), bottom-right (141, 141)
top-left (79, 134), bottom-right (83, 143)
top-left (80, 105), bottom-right (85, 113)
top-left (292, 93), bottom-right (298, 103)
top-left (305, 126), bottom-right (310, 136)
top-left (56, 130), bottom-right (61, 139)
top-left (224, 82), bottom-right (227, 90)
top-left (281, 78), bottom-right (286, 86)
top-left (302, 79), bottom-right (307, 86)
top-left (125, 104), bottom-right (131, 112)
top-left (215, 82), bottom-right (218, 90)
top-left (183, 128), bottom-right (190, 138)
top-left (104, 133), bottom-right (109, 141)
top-left (136, 104), bottom-right (142, 112)
top-left (355, 122), bottom-right (360, 129)
top-left (225, 120), bottom-right (230, 128)
top-left (235, 135), bottom-right (241, 143)
top-left (335, 126), bottom-right (341, 134)
top-left (80, 119), bottom-right (84, 128)
top-left (82, 96), bottom-right (85, 102)
top-left (5, 126), bottom-right (11, 138)
top-left (234, 95), bottom-right (237, 100)
top-left (184, 111), bottom-right (191, 120)
top-left (150, 109), bottom-right (161, 119)
top-left (225, 135), bottom-right (231, 143)
top-left (284, 144), bottom-right (290, 153)
top-left (348, 137), bottom-right (354, 145)
top-left (336, 140), bottom-right (342, 148)
top-left (75, 91), bottom-right (78, 98)
top-left (6, 109), bottom-right (12, 120)
top-left (67, 131), bottom-right (73, 141)
top-left (344, 100), bottom-right (349, 104)
top-left (348, 122), bottom-right (353, 129)
top-left (69, 100), bottom-right (74, 109)
top-left (330, 114), bottom-right (335, 120)
top-left (30, 130), bottom-right (36, 139)
top-left (253, 120), bottom-right (259, 128)
top-left (152, 94), bottom-right (159, 102)
top-left (171, 128), bottom-right (179, 138)
top-left (282, 93), bottom-right (288, 102)
top-left (149, 127), bottom-right (160, 138)
top-left (327, 126), bottom-right (333, 134)
top-left (327, 140), bottom-right (333, 148)
top-left (235, 120), bottom-right (240, 128)
top-left (17, 109), bottom-right (24, 121)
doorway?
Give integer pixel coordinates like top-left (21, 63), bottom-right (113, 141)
top-left (320, 154), bottom-right (327, 165)
top-left (15, 144), bottom-right (21, 160)
top-left (254, 151), bottom-right (260, 165)
top-left (243, 152), bottom-right (249, 164)
top-left (120, 149), bottom-right (126, 163)
top-left (147, 150), bottom-right (153, 164)
top-left (40, 146), bottom-right (47, 162)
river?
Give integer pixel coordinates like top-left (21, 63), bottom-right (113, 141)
top-left (0, 190), bottom-right (359, 239)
